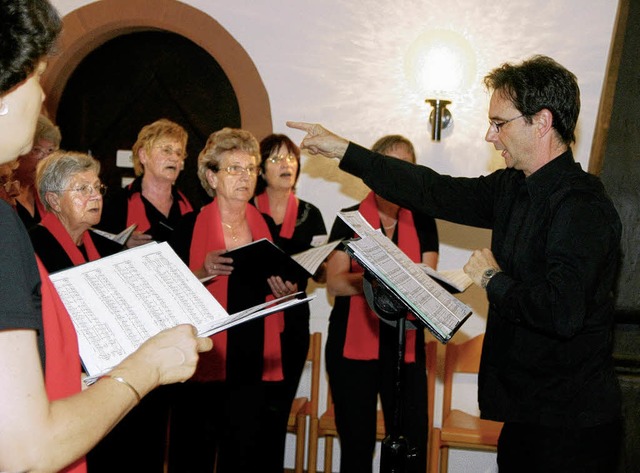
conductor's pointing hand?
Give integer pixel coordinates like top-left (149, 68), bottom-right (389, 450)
top-left (286, 121), bottom-right (349, 160)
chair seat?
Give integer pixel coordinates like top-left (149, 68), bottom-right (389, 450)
top-left (440, 409), bottom-right (502, 446)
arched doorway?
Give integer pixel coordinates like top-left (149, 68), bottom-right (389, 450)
top-left (42, 0), bottom-right (271, 208)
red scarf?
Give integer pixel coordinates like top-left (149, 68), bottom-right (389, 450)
top-left (126, 187), bottom-right (193, 233)
top-left (189, 199), bottom-right (285, 381)
top-left (344, 192), bottom-right (421, 362)
top-left (37, 256), bottom-right (86, 473)
top-left (254, 192), bottom-right (298, 239)
top-left (40, 213), bottom-right (101, 265)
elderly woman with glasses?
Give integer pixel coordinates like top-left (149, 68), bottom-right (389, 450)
top-left (28, 150), bottom-right (120, 273)
top-left (99, 118), bottom-right (193, 248)
top-left (167, 127), bottom-right (297, 473)
top-left (252, 133), bottom-right (328, 471)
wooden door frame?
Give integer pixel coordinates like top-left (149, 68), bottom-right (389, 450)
top-left (42, 0), bottom-right (272, 140)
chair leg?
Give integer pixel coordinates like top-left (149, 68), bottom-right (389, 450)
top-left (428, 428), bottom-right (441, 473)
top-left (440, 446), bottom-right (450, 473)
top-left (294, 415), bottom-right (307, 473)
top-left (307, 418), bottom-right (319, 473)
top-left (324, 436), bottom-right (334, 473)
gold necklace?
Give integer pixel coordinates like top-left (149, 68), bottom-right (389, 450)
top-left (382, 219), bottom-right (397, 230)
top-left (222, 222), bottom-right (239, 241)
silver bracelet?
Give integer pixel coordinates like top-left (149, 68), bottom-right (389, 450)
top-left (104, 375), bottom-right (142, 403)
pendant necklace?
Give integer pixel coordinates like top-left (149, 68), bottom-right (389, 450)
top-left (222, 222), bottom-right (239, 242)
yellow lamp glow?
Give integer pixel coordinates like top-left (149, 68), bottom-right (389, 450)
top-left (405, 29), bottom-right (476, 140)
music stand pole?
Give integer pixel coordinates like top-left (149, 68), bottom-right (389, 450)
top-left (363, 276), bottom-right (416, 473)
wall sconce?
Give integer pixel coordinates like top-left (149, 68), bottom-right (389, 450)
top-left (426, 99), bottom-right (452, 141)
top-left (405, 29), bottom-right (476, 142)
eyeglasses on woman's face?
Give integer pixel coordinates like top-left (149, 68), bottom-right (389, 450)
top-left (57, 183), bottom-right (108, 197)
top-left (154, 144), bottom-right (186, 160)
top-left (219, 165), bottom-right (259, 176)
top-left (267, 154), bottom-right (297, 165)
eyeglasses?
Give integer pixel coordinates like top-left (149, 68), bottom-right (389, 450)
top-left (488, 114), bottom-right (524, 133)
top-left (154, 145), bottom-right (186, 159)
top-left (31, 145), bottom-right (58, 158)
top-left (219, 165), bottom-right (259, 176)
top-left (58, 183), bottom-right (108, 197)
top-left (267, 154), bottom-right (297, 164)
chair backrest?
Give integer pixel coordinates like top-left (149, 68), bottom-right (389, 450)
top-left (441, 334), bottom-right (484, 418)
top-left (307, 332), bottom-right (322, 419)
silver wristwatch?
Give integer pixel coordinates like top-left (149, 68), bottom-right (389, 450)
top-left (481, 268), bottom-right (501, 289)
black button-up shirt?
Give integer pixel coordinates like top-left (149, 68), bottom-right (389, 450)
top-left (340, 142), bottom-right (621, 427)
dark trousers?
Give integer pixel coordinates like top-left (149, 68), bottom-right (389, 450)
top-left (87, 386), bottom-right (171, 473)
top-left (167, 381), bottom-right (267, 473)
top-left (497, 419), bottom-right (622, 473)
top-left (258, 327), bottom-right (310, 473)
top-left (326, 326), bottom-right (428, 473)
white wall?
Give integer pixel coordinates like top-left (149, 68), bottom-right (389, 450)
top-left (51, 1), bottom-right (620, 471)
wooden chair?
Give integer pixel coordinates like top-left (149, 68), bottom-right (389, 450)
top-left (287, 332), bottom-right (322, 473)
top-left (428, 334), bottom-right (503, 473)
top-left (309, 337), bottom-right (438, 473)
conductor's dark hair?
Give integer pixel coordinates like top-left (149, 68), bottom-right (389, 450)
top-left (484, 55), bottom-right (580, 145)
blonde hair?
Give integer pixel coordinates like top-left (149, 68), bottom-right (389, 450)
top-left (197, 128), bottom-right (260, 197)
top-left (131, 119), bottom-right (188, 176)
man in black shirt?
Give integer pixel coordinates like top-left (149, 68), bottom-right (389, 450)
top-left (288, 55), bottom-right (622, 473)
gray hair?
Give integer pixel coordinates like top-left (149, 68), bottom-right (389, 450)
top-left (36, 150), bottom-right (101, 211)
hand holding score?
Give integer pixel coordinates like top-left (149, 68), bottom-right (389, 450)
top-left (286, 121), bottom-right (350, 160)
top-left (267, 275), bottom-right (298, 299)
top-left (463, 248), bottom-right (501, 288)
top-left (203, 249), bottom-right (233, 276)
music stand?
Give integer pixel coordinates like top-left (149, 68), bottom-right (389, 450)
top-left (362, 271), bottom-right (419, 473)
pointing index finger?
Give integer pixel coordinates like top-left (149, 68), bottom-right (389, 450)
top-left (286, 121), bottom-right (313, 133)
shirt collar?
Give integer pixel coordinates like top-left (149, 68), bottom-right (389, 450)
top-left (525, 149), bottom-right (578, 202)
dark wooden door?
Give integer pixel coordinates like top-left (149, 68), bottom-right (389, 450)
top-left (56, 30), bottom-right (241, 209)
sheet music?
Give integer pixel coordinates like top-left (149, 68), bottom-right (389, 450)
top-left (292, 240), bottom-right (341, 274)
top-left (50, 242), bottom-right (312, 379)
top-left (338, 211), bottom-right (472, 342)
top-left (90, 223), bottom-right (137, 245)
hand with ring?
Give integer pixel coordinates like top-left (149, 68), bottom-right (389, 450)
top-left (202, 249), bottom-right (233, 277)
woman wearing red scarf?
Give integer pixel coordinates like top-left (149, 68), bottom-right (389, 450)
top-left (98, 118), bottom-right (193, 248)
top-left (0, 3), bottom-right (211, 472)
top-left (253, 134), bottom-right (327, 471)
top-left (325, 135), bottom-right (439, 473)
top-left (167, 128), bottom-right (297, 473)
top-left (29, 151), bottom-right (120, 273)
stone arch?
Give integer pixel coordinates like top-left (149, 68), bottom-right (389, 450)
top-left (42, 0), bottom-right (272, 139)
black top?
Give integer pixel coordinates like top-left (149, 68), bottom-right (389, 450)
top-left (98, 176), bottom-right (192, 243)
top-left (29, 224), bottom-right (123, 274)
top-left (170, 207), bottom-right (282, 383)
top-left (0, 201), bottom-right (45, 368)
top-left (15, 200), bottom-right (41, 231)
top-left (340, 142), bottom-right (622, 427)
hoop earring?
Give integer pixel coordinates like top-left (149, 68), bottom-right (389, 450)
top-left (0, 99), bottom-right (8, 116)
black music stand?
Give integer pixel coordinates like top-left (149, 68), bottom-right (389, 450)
top-left (362, 271), bottom-right (419, 473)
